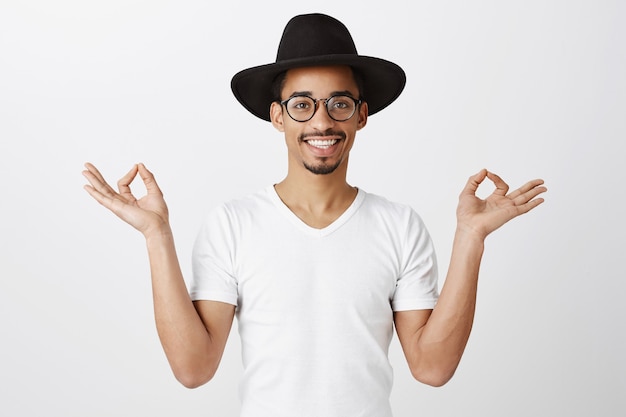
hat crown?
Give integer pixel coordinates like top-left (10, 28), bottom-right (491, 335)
top-left (276, 14), bottom-right (358, 62)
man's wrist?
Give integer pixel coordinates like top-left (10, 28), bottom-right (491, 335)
top-left (144, 222), bottom-right (174, 245)
top-left (454, 225), bottom-right (487, 246)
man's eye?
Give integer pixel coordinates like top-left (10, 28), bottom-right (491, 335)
top-left (330, 97), bottom-right (352, 109)
top-left (289, 99), bottom-right (312, 111)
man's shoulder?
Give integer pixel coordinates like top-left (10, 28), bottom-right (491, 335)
top-left (360, 189), bottom-right (416, 217)
top-left (207, 186), bottom-right (275, 218)
top-left (358, 190), bottom-right (431, 233)
top-left (225, 186), bottom-right (273, 207)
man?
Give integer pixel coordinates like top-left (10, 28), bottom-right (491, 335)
top-left (83, 13), bottom-right (546, 417)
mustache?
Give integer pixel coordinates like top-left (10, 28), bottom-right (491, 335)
top-left (299, 129), bottom-right (346, 142)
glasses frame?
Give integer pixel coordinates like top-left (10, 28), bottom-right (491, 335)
top-left (280, 94), bottom-right (362, 123)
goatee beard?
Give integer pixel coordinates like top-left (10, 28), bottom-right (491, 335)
top-left (303, 159), bottom-right (341, 175)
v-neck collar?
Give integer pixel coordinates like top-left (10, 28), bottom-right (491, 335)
top-left (267, 185), bottom-right (365, 238)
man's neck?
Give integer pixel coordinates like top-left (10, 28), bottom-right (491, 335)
top-left (274, 169), bottom-right (358, 229)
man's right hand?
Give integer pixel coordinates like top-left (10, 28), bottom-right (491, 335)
top-left (82, 162), bottom-right (170, 238)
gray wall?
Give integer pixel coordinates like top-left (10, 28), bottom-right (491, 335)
top-left (1, 1), bottom-right (624, 416)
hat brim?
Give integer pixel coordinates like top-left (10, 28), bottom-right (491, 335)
top-left (231, 54), bottom-right (406, 122)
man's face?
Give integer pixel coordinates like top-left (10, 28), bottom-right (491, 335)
top-left (270, 65), bottom-right (368, 176)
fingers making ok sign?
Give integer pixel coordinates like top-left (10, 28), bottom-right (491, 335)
top-left (82, 162), bottom-right (170, 237)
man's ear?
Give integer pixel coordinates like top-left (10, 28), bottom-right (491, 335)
top-left (270, 101), bottom-right (285, 132)
top-left (357, 101), bottom-right (368, 130)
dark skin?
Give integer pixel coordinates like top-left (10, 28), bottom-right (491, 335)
top-left (83, 65), bottom-right (546, 388)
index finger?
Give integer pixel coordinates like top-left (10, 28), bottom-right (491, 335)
top-left (486, 171), bottom-right (510, 196)
top-left (136, 163), bottom-right (163, 196)
top-left (116, 164), bottom-right (140, 199)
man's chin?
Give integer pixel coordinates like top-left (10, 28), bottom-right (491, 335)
top-left (304, 161), bottom-right (341, 175)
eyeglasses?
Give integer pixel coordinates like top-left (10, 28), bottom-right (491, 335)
top-left (280, 94), bottom-right (362, 122)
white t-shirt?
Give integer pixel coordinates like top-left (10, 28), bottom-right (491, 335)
top-left (191, 186), bottom-right (439, 417)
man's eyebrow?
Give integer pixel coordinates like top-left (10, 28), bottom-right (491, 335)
top-left (286, 90), bottom-right (313, 98)
top-left (330, 90), bottom-right (357, 97)
top-left (286, 90), bottom-right (357, 98)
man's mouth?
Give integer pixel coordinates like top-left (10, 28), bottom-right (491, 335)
top-left (306, 139), bottom-right (338, 149)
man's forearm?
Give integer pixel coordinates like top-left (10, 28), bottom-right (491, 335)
top-left (413, 228), bottom-right (485, 384)
top-left (145, 228), bottom-right (217, 386)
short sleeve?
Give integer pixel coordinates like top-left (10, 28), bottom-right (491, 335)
top-left (190, 204), bottom-right (239, 306)
top-left (391, 209), bottom-right (439, 311)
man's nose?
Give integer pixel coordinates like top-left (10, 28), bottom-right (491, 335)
top-left (308, 100), bottom-right (335, 129)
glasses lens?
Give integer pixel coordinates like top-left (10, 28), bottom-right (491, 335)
top-left (285, 96), bottom-right (315, 122)
top-left (327, 96), bottom-right (356, 121)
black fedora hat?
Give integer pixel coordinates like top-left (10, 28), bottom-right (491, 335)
top-left (231, 13), bottom-right (406, 122)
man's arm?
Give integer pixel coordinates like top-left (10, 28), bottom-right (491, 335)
top-left (395, 169), bottom-right (546, 387)
top-left (83, 162), bottom-right (234, 388)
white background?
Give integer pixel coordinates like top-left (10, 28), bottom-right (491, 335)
top-left (1, 1), bottom-right (624, 416)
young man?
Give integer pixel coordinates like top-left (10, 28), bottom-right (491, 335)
top-left (83, 13), bottom-right (546, 417)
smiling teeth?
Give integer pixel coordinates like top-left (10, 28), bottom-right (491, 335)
top-left (307, 139), bottom-right (337, 149)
